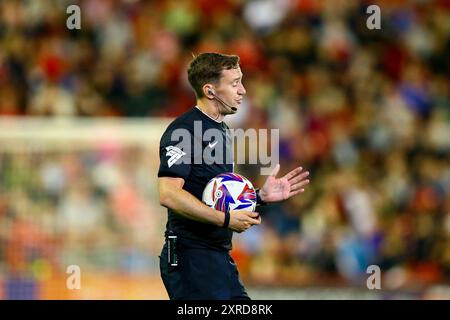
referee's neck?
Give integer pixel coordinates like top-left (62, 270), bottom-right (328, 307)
top-left (196, 100), bottom-right (224, 123)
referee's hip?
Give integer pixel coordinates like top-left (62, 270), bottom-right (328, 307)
top-left (159, 241), bottom-right (250, 300)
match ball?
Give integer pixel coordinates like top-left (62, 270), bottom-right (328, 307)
top-left (202, 173), bottom-right (257, 213)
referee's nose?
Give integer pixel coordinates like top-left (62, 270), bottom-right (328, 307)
top-left (238, 83), bottom-right (246, 96)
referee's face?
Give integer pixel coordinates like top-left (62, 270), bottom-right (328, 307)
top-left (216, 67), bottom-right (246, 115)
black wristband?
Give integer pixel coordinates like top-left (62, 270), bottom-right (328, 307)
top-left (223, 207), bottom-right (230, 228)
top-left (256, 189), bottom-right (267, 206)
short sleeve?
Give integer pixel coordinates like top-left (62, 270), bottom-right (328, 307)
top-left (157, 125), bottom-right (193, 180)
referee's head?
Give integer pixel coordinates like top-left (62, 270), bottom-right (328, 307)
top-left (188, 53), bottom-right (240, 99)
top-left (187, 53), bottom-right (246, 115)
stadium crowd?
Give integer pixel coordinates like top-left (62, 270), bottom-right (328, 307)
top-left (0, 0), bottom-right (449, 297)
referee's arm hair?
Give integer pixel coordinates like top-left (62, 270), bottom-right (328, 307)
top-left (158, 177), bottom-right (261, 233)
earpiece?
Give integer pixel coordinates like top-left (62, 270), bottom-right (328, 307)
top-left (207, 87), bottom-right (237, 112)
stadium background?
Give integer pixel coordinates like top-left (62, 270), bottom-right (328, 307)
top-left (0, 0), bottom-right (449, 299)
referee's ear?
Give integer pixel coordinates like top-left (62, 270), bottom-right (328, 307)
top-left (203, 85), bottom-right (215, 99)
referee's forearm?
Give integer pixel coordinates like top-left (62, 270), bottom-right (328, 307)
top-left (160, 188), bottom-right (224, 227)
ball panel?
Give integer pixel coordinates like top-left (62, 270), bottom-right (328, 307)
top-left (202, 172), bottom-right (257, 213)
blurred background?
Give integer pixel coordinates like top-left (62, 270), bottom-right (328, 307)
top-left (0, 0), bottom-right (449, 299)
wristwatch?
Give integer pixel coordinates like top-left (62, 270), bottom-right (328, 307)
top-left (255, 189), bottom-right (267, 206)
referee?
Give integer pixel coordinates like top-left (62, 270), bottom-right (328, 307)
top-left (158, 53), bottom-right (310, 300)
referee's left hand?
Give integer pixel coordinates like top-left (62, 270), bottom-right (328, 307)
top-left (258, 164), bottom-right (309, 203)
top-left (228, 210), bottom-right (261, 233)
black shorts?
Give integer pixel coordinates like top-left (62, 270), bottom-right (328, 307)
top-left (159, 241), bottom-right (250, 300)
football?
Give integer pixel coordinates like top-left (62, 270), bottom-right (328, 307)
top-left (202, 173), bottom-right (257, 213)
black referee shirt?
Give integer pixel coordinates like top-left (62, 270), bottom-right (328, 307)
top-left (158, 106), bottom-right (234, 251)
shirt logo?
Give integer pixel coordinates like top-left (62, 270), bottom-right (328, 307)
top-left (165, 146), bottom-right (186, 168)
top-left (208, 141), bottom-right (218, 149)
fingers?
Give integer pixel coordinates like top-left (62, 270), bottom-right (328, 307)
top-left (246, 211), bottom-right (261, 225)
top-left (288, 170), bottom-right (310, 184)
top-left (288, 188), bottom-right (305, 198)
top-left (231, 219), bottom-right (260, 233)
top-left (250, 211), bottom-right (260, 218)
top-left (252, 216), bottom-right (261, 225)
top-left (282, 166), bottom-right (304, 181)
top-left (250, 215), bottom-right (261, 225)
top-left (230, 210), bottom-right (261, 231)
top-left (270, 164), bottom-right (280, 178)
top-left (290, 179), bottom-right (310, 192)
top-left (231, 210), bottom-right (259, 218)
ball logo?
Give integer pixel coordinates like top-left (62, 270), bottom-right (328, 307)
top-left (214, 189), bottom-right (223, 201)
top-left (203, 173), bottom-right (257, 213)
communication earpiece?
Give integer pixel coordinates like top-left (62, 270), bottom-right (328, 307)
top-left (207, 87), bottom-right (237, 112)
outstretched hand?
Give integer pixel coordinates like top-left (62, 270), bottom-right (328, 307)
top-left (259, 164), bottom-right (310, 203)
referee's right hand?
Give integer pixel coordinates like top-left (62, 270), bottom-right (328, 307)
top-left (228, 210), bottom-right (261, 233)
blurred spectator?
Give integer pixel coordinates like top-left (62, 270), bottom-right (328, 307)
top-left (0, 0), bottom-right (449, 294)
